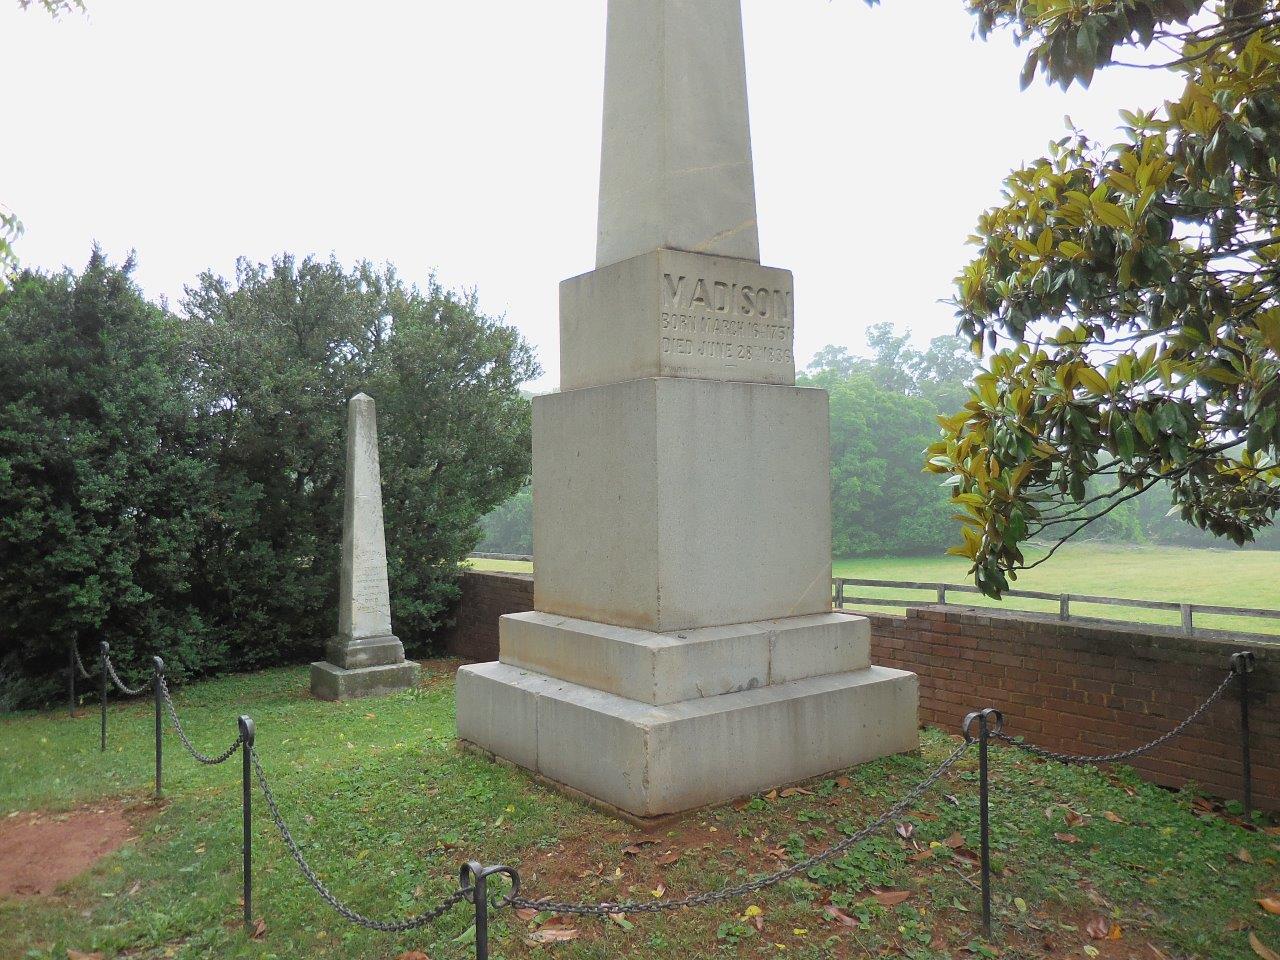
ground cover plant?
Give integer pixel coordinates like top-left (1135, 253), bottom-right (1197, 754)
top-left (468, 543), bottom-right (1280, 637)
top-left (1, 661), bottom-right (1276, 960)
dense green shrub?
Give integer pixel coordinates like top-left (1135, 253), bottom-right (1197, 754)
top-left (0, 253), bottom-right (536, 706)
top-left (0, 252), bottom-right (213, 703)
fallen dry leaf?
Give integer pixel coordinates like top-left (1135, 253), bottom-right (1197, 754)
top-left (1086, 916), bottom-right (1111, 940)
top-left (834, 777), bottom-right (852, 789)
top-left (944, 832), bottom-right (965, 849)
top-left (1236, 848), bottom-right (1255, 864)
top-left (872, 889), bottom-right (911, 907)
top-left (1065, 809), bottom-right (1087, 828)
top-left (515, 908), bottom-right (540, 922)
top-left (250, 919), bottom-right (267, 941)
top-left (824, 905), bottom-right (860, 929)
top-left (780, 787), bottom-right (814, 798)
top-left (910, 848), bottom-right (935, 863)
top-left (655, 849), bottom-right (682, 866)
top-left (764, 790), bottom-right (778, 802)
top-left (396, 952), bottom-right (431, 960)
top-left (1104, 811), bottom-right (1125, 824)
top-left (1251, 932), bottom-right (1280, 960)
top-left (1054, 832), bottom-right (1081, 844)
top-left (896, 823), bottom-right (915, 840)
top-left (1259, 898), bottom-right (1280, 916)
top-left (67, 952), bottom-right (104, 960)
top-left (622, 840), bottom-right (656, 856)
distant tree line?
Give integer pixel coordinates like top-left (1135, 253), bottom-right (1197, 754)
top-left (478, 321), bottom-right (1280, 559)
top-left (0, 251), bottom-right (535, 708)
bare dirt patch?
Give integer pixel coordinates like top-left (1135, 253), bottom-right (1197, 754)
top-left (0, 802), bottom-right (144, 898)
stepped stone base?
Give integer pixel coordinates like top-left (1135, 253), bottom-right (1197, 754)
top-left (499, 610), bottom-right (870, 705)
top-left (310, 660), bottom-right (419, 701)
top-left (456, 641), bottom-right (918, 818)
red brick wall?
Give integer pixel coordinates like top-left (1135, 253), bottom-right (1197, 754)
top-left (438, 571), bottom-right (533, 662)
top-left (863, 606), bottom-right (1276, 810)
top-left (438, 572), bottom-right (1276, 809)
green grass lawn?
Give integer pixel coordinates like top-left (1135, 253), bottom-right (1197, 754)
top-left (470, 544), bottom-right (1280, 637)
top-left (2, 663), bottom-right (1277, 960)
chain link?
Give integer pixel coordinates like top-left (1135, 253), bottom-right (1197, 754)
top-left (104, 654), bottom-right (148, 697)
top-left (73, 645), bottom-right (93, 681)
top-left (249, 745), bottom-right (469, 932)
top-left (994, 669), bottom-right (1236, 764)
top-left (509, 740), bottom-right (973, 916)
top-left (158, 675), bottom-right (244, 765)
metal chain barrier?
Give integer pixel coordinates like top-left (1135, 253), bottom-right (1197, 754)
top-left (157, 674), bottom-right (244, 765)
top-left (993, 668), bottom-right (1236, 764)
top-left (508, 739), bottom-right (973, 916)
top-left (248, 744), bottom-right (470, 932)
top-left (104, 652), bottom-right (148, 697)
top-left (73, 645), bottom-right (93, 680)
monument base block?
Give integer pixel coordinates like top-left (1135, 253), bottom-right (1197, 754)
top-left (310, 659), bottom-right (419, 701)
top-left (456, 652), bottom-right (918, 819)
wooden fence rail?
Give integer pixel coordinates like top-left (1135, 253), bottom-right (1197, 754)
top-left (832, 577), bottom-right (1280, 639)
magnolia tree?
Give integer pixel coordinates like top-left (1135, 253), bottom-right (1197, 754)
top-left (904, 0), bottom-right (1280, 596)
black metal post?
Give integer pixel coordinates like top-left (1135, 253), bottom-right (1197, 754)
top-left (99, 641), bottom-right (109, 752)
top-left (1232, 652), bottom-right (1256, 820)
top-left (153, 657), bottom-right (165, 799)
top-left (964, 708), bottom-right (1002, 938)
top-left (239, 715), bottom-right (255, 935)
top-left (469, 861), bottom-right (490, 960)
top-left (981, 717), bottom-right (993, 936)
top-left (462, 862), bottom-right (519, 960)
top-left (68, 642), bottom-right (76, 718)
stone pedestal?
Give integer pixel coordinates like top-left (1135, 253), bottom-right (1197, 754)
top-left (456, 368), bottom-right (919, 816)
top-left (454, 0), bottom-right (917, 817)
top-left (311, 394), bottom-right (418, 701)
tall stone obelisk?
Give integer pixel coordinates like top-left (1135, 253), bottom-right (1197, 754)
top-left (311, 394), bottom-right (419, 701)
top-left (457, 0), bottom-right (918, 818)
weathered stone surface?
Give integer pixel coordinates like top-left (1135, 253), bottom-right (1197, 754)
top-left (596, 0), bottom-right (759, 268)
top-left (560, 249), bottom-right (794, 391)
top-left (499, 611), bottom-right (870, 706)
top-left (456, 662), bottom-right (919, 817)
top-left (452, 0), bottom-right (921, 816)
top-left (324, 635), bottom-right (405, 671)
top-left (311, 393), bottom-right (414, 700)
top-left (532, 378), bottom-right (833, 632)
top-left (310, 660), bottom-right (420, 702)
top-left (338, 393), bottom-right (393, 643)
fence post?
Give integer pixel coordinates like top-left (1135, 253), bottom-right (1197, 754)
top-left (835, 579), bottom-right (845, 610)
top-left (1058, 595), bottom-right (1070, 621)
top-left (465, 862), bottom-right (490, 960)
top-left (1180, 604), bottom-right (1193, 635)
top-left (153, 658), bottom-right (165, 800)
top-left (1232, 652), bottom-right (1256, 819)
top-left (964, 708), bottom-right (1003, 938)
top-left (99, 641), bottom-right (109, 753)
top-left (461, 863), bottom-right (519, 960)
top-left (239, 715), bottom-right (256, 936)
top-left (937, 585), bottom-right (947, 605)
top-left (68, 642), bottom-right (76, 718)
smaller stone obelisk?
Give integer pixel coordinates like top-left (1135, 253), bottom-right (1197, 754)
top-left (311, 394), bottom-right (419, 701)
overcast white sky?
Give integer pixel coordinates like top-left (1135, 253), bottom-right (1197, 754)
top-left (2, 0), bottom-right (1182, 390)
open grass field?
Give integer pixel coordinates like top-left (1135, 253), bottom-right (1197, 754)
top-left (469, 544), bottom-right (1280, 637)
top-left (2, 663), bottom-right (1278, 960)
